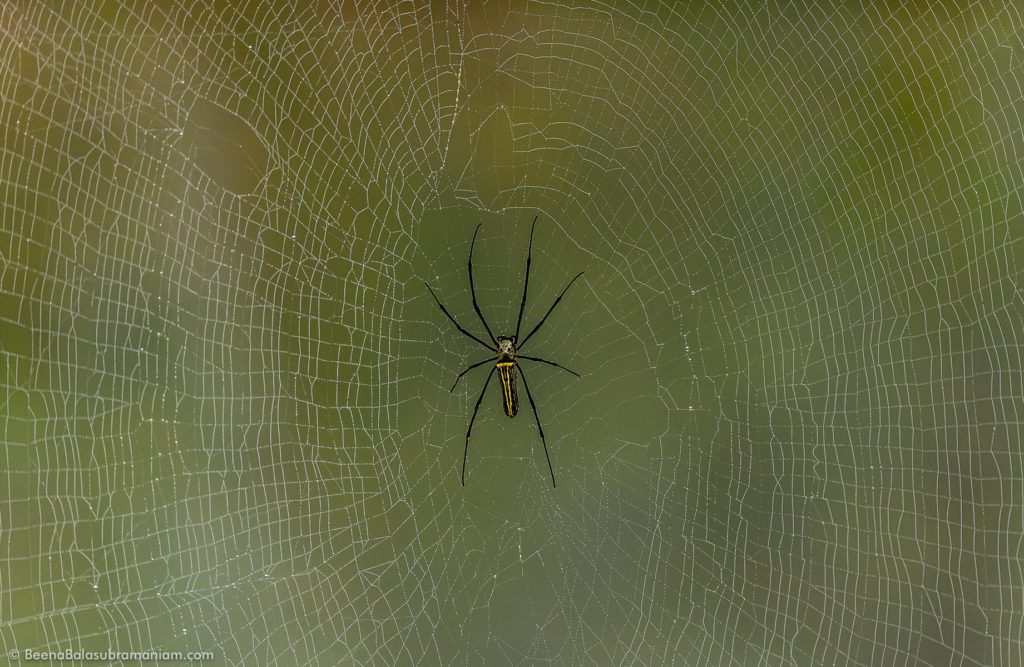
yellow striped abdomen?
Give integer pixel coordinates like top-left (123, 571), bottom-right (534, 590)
top-left (496, 362), bottom-right (518, 418)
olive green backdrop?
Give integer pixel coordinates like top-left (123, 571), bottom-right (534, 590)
top-left (1, 2), bottom-right (1021, 665)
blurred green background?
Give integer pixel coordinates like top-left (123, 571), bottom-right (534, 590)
top-left (1, 1), bottom-right (1021, 664)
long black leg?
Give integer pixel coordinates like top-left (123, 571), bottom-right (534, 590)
top-left (517, 355), bottom-right (580, 378)
top-left (514, 216), bottom-right (538, 342)
top-left (450, 358), bottom-right (493, 392)
top-left (518, 271), bottom-right (585, 350)
top-left (463, 365), bottom-right (497, 486)
top-left (424, 282), bottom-right (493, 351)
top-left (516, 362), bottom-right (556, 487)
top-left (468, 224), bottom-right (497, 345)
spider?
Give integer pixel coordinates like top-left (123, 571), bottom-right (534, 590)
top-left (424, 216), bottom-right (584, 487)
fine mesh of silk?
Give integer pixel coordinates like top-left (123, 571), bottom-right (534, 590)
top-left (1, 3), bottom-right (1021, 665)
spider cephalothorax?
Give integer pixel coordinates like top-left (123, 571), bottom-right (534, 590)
top-left (496, 336), bottom-right (516, 360)
top-left (424, 216), bottom-right (584, 487)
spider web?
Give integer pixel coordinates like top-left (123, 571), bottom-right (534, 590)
top-left (1, 1), bottom-right (1022, 664)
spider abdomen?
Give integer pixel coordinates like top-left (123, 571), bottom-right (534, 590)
top-left (496, 361), bottom-right (519, 418)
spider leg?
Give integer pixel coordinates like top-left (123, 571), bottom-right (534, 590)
top-left (463, 365), bottom-right (497, 486)
top-left (517, 355), bottom-right (580, 378)
top-left (468, 224), bottom-right (497, 345)
top-left (515, 362), bottom-right (556, 487)
top-left (449, 358), bottom-right (494, 392)
top-left (518, 271), bottom-right (584, 350)
top-left (513, 216), bottom-right (538, 342)
top-left (424, 282), bottom-right (493, 351)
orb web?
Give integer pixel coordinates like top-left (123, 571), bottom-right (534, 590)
top-left (1, 2), bottom-right (1021, 665)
